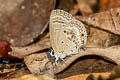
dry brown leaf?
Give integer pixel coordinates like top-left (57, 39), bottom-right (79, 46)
top-left (58, 72), bottom-right (110, 80)
top-left (56, 0), bottom-right (75, 13)
top-left (0, 0), bottom-right (56, 46)
top-left (0, 67), bottom-right (30, 79)
top-left (77, 7), bottom-right (120, 35)
top-left (76, 7), bottom-right (120, 48)
top-left (53, 45), bottom-right (120, 74)
top-left (0, 40), bottom-right (11, 59)
top-left (77, 0), bottom-right (98, 15)
top-left (22, 45), bottom-right (120, 75)
top-left (0, 68), bottom-right (16, 74)
top-left (0, 40), bottom-right (19, 59)
top-left (69, 4), bottom-right (79, 16)
top-left (24, 52), bottom-right (55, 78)
top-left (109, 65), bottom-right (120, 80)
top-left (2, 74), bottom-right (56, 80)
top-left (9, 37), bottom-right (50, 58)
top-left (99, 0), bottom-right (120, 11)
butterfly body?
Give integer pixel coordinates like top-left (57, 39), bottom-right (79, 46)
top-left (49, 9), bottom-right (87, 61)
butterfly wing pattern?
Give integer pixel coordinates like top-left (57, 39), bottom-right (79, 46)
top-left (49, 9), bottom-right (87, 63)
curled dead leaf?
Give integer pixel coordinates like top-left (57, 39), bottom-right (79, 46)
top-left (0, 40), bottom-right (18, 59)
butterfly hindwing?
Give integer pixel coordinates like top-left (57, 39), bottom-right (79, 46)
top-left (50, 9), bottom-right (87, 59)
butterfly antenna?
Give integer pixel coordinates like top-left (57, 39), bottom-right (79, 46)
top-left (55, 61), bottom-right (58, 68)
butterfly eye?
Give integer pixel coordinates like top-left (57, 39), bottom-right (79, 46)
top-left (52, 52), bottom-right (54, 55)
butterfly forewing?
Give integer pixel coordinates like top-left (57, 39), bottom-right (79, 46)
top-left (50, 9), bottom-right (87, 59)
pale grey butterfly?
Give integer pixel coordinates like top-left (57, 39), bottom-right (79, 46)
top-left (49, 9), bottom-right (87, 65)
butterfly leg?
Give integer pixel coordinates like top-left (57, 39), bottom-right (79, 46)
top-left (49, 49), bottom-right (59, 67)
top-left (59, 57), bottom-right (66, 64)
top-left (54, 54), bottom-right (59, 67)
top-left (49, 49), bottom-right (66, 67)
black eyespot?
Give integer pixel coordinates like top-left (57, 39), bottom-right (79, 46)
top-left (25, 48), bottom-right (28, 50)
top-left (82, 33), bottom-right (84, 36)
top-left (64, 30), bottom-right (66, 33)
top-left (61, 41), bottom-right (64, 43)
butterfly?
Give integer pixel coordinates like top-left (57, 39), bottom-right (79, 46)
top-left (49, 9), bottom-right (87, 65)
